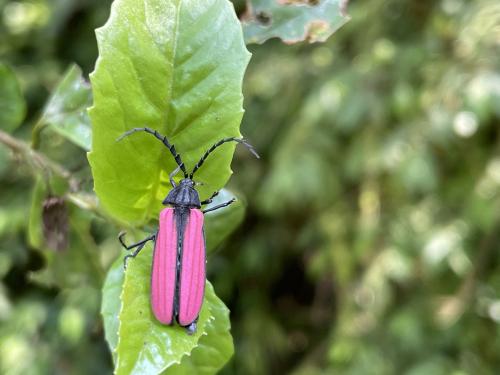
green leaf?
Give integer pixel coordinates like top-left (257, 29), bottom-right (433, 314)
top-left (0, 63), bottom-right (26, 132)
top-left (166, 284), bottom-right (234, 375)
top-left (88, 0), bottom-right (251, 225)
top-left (101, 257), bottom-right (125, 362)
top-left (102, 257), bottom-right (234, 374)
top-left (204, 188), bottom-right (245, 253)
top-left (41, 64), bottom-right (92, 150)
top-left (115, 240), bottom-right (232, 375)
top-left (27, 176), bottom-right (46, 249)
top-left (242, 0), bottom-right (350, 45)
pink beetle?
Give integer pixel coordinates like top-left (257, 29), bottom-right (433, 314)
top-left (117, 127), bottom-right (258, 334)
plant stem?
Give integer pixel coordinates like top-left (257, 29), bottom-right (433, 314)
top-left (0, 129), bottom-right (72, 181)
top-left (0, 129), bottom-right (133, 230)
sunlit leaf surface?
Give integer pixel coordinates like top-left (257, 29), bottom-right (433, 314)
top-left (88, 0), bottom-right (251, 225)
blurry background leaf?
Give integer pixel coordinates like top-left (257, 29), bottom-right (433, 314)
top-left (88, 0), bottom-right (251, 225)
top-left (28, 176), bottom-right (47, 249)
top-left (101, 257), bottom-right (125, 363)
top-left (40, 64), bottom-right (92, 151)
top-left (0, 2), bottom-right (113, 374)
top-left (242, 0), bottom-right (350, 44)
top-left (0, 63), bottom-right (26, 133)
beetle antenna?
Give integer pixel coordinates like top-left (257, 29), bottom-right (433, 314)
top-left (117, 127), bottom-right (188, 178)
top-left (190, 137), bottom-right (259, 178)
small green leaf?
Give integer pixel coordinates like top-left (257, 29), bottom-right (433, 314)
top-left (115, 240), bottom-right (230, 375)
top-left (0, 63), bottom-right (26, 132)
top-left (204, 188), bottom-right (245, 253)
top-left (41, 64), bottom-right (92, 150)
top-left (102, 257), bottom-right (125, 362)
top-left (88, 0), bottom-right (251, 225)
top-left (242, 0), bottom-right (350, 45)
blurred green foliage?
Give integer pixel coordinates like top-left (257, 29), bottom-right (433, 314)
top-left (1, 0), bottom-right (500, 374)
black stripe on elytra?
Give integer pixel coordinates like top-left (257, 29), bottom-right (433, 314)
top-left (173, 206), bottom-right (190, 324)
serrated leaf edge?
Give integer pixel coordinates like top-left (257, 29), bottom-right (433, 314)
top-left (115, 267), bottom-right (218, 374)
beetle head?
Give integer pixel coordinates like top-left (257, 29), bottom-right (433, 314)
top-left (162, 178), bottom-right (201, 208)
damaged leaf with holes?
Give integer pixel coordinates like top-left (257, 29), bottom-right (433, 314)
top-left (242, 0), bottom-right (350, 44)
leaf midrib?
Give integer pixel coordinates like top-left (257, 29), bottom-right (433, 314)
top-left (144, 0), bottom-right (183, 222)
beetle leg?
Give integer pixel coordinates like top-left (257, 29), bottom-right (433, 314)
top-left (118, 231), bottom-right (155, 250)
top-left (200, 191), bottom-right (219, 205)
top-left (121, 231), bottom-right (157, 269)
top-left (202, 198), bottom-right (235, 214)
top-left (124, 242), bottom-right (146, 269)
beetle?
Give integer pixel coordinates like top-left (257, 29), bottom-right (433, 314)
top-left (117, 127), bottom-right (258, 334)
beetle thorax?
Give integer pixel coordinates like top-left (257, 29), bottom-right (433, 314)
top-left (162, 178), bottom-right (201, 208)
